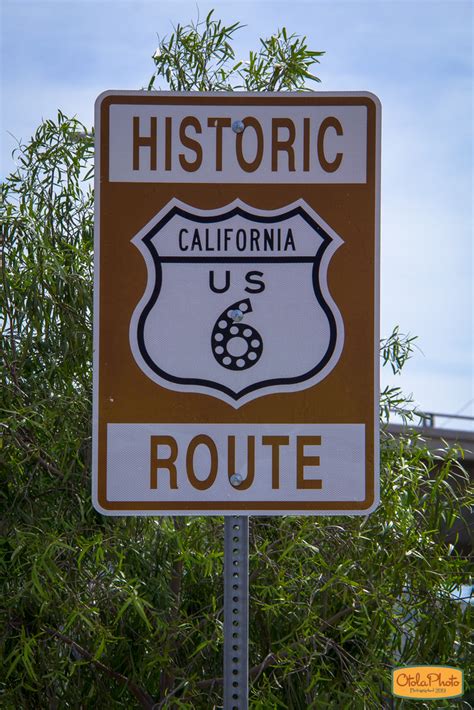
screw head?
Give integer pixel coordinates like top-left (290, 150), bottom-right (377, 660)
top-left (230, 309), bottom-right (243, 322)
top-left (232, 120), bottom-right (245, 134)
top-left (230, 473), bottom-right (243, 487)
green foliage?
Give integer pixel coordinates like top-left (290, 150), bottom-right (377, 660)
top-left (148, 10), bottom-right (323, 92)
top-left (379, 327), bottom-right (418, 425)
top-left (1, 12), bottom-right (472, 709)
top-left (1, 114), bottom-right (94, 521)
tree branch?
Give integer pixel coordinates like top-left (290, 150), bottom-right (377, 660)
top-left (194, 605), bottom-right (356, 690)
top-left (47, 628), bottom-right (157, 709)
top-left (11, 428), bottom-right (63, 477)
top-left (159, 517), bottom-right (185, 699)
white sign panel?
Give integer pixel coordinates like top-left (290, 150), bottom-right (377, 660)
top-left (108, 103), bottom-right (368, 183)
top-left (129, 198), bottom-right (344, 407)
top-left (107, 424), bottom-right (365, 511)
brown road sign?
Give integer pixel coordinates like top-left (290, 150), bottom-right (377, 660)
top-left (93, 91), bottom-right (381, 515)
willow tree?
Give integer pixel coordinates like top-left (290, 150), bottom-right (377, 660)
top-left (1, 12), bottom-right (472, 709)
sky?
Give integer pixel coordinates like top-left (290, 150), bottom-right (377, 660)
top-left (1, 0), bottom-right (473, 430)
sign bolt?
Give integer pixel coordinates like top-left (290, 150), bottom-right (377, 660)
top-left (232, 120), bottom-right (245, 134)
top-left (230, 309), bottom-right (244, 322)
top-left (230, 473), bottom-right (243, 487)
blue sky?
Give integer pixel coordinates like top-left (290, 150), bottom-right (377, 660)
top-left (1, 0), bottom-right (472, 429)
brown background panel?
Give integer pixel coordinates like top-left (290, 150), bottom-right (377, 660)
top-left (98, 183), bottom-right (376, 424)
top-left (96, 95), bottom-right (378, 510)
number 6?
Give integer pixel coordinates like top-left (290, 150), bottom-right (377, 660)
top-left (211, 298), bottom-right (263, 371)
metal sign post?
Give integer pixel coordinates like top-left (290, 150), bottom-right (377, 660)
top-left (224, 516), bottom-right (249, 710)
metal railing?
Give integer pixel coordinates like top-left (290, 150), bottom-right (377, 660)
top-left (416, 412), bottom-right (474, 429)
top-left (389, 410), bottom-right (474, 430)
